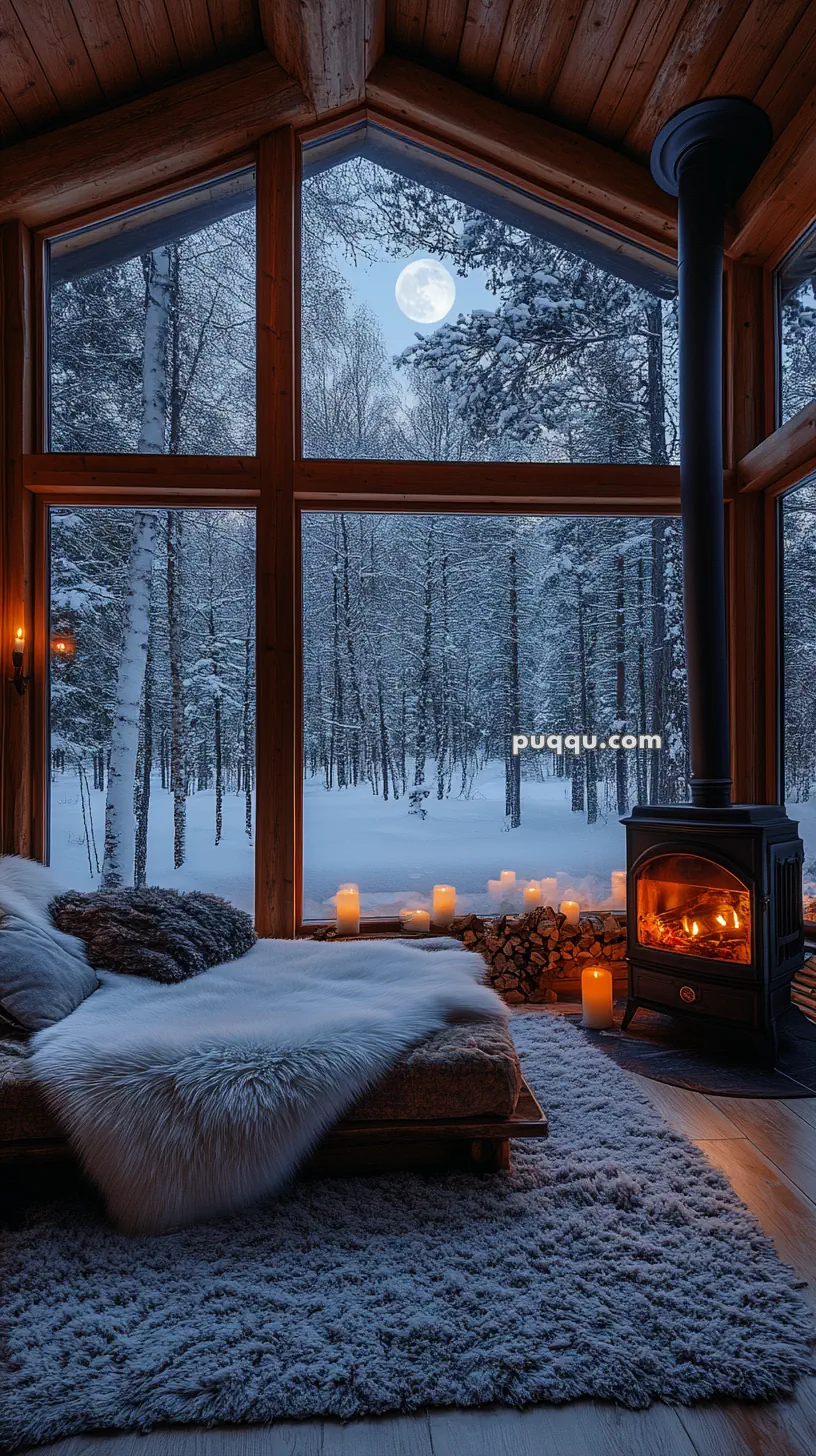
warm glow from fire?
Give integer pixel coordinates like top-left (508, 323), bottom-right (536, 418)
top-left (637, 854), bottom-right (751, 964)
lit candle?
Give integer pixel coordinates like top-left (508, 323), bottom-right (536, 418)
top-left (581, 964), bottom-right (614, 1029)
top-left (432, 884), bottom-right (456, 928)
top-left (611, 870), bottom-right (627, 909)
top-left (14, 626), bottom-right (24, 653)
top-left (539, 876), bottom-right (558, 908)
top-left (400, 907), bottom-right (430, 933)
top-left (559, 899), bottom-right (580, 925)
top-left (335, 883), bottom-right (360, 936)
top-left (522, 882), bottom-right (541, 910)
top-left (499, 870), bottom-right (516, 889)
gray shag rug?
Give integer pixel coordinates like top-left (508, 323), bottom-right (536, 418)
top-left (2, 1016), bottom-right (813, 1447)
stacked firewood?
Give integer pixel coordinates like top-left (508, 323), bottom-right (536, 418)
top-left (448, 905), bottom-right (627, 1004)
top-left (791, 954), bottom-right (816, 1026)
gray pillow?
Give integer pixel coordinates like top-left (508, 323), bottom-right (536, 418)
top-left (0, 912), bottom-right (99, 1032)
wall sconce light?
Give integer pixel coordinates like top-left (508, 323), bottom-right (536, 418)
top-left (11, 627), bottom-right (28, 695)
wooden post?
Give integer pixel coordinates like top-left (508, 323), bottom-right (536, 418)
top-left (725, 261), bottom-right (777, 804)
top-left (256, 129), bottom-right (298, 936)
top-left (0, 220), bottom-right (36, 857)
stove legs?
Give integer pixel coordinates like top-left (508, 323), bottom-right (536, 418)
top-left (620, 999), bottom-right (640, 1031)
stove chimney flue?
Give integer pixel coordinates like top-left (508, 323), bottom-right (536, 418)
top-left (651, 100), bottom-right (772, 809)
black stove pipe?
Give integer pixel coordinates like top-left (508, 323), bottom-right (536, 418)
top-left (650, 100), bottom-right (772, 810)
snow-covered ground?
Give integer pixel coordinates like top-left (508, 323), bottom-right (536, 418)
top-left (50, 766), bottom-right (816, 921)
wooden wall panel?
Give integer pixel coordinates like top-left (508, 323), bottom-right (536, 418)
top-left (256, 128), bottom-right (298, 937)
top-left (0, 221), bottom-right (36, 857)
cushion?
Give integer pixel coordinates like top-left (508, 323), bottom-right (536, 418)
top-left (351, 1019), bottom-right (521, 1121)
top-left (0, 913), bottom-right (99, 1033)
top-left (50, 888), bottom-right (256, 984)
top-left (0, 1042), bottom-right (58, 1141)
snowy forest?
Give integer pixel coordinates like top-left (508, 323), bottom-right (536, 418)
top-left (48, 151), bottom-right (695, 911)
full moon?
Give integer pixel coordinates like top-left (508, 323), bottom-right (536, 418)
top-left (395, 259), bottom-right (456, 323)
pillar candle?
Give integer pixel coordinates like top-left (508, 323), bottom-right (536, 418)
top-left (335, 883), bottom-right (360, 936)
top-left (499, 870), bottom-right (516, 889)
top-left (539, 877), bottom-right (558, 908)
top-left (581, 964), bottom-right (614, 1029)
top-left (432, 884), bottom-right (456, 927)
top-left (522, 882), bottom-right (541, 910)
top-left (611, 870), bottom-right (627, 908)
top-left (400, 908), bottom-right (430, 933)
top-left (559, 899), bottom-right (580, 925)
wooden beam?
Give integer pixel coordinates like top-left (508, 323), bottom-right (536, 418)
top-left (256, 128), bottom-right (298, 938)
top-left (23, 455), bottom-right (261, 495)
top-left (0, 220), bottom-right (36, 856)
top-left (738, 401), bottom-right (816, 494)
top-left (732, 82), bottom-right (816, 265)
top-left (262, 0), bottom-right (385, 112)
top-left (295, 460), bottom-right (681, 511)
top-left (0, 52), bottom-right (312, 229)
top-left (365, 55), bottom-right (677, 255)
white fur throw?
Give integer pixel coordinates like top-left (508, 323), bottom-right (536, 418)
top-left (31, 937), bottom-right (504, 1235)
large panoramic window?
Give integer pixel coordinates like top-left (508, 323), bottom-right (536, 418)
top-left (49, 507), bottom-right (256, 910)
top-left (301, 124), bottom-right (678, 465)
top-left (48, 171), bottom-right (256, 454)
top-left (301, 511), bottom-right (690, 922)
top-left (777, 225), bottom-right (816, 424)
top-left (782, 479), bottom-right (816, 918)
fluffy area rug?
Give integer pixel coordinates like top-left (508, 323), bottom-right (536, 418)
top-left (29, 938), bottom-right (503, 1235)
top-left (2, 1017), bottom-right (812, 1447)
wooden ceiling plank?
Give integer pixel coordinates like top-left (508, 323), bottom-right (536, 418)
top-left (11, 0), bottom-right (105, 116)
top-left (167, 1), bottom-right (217, 71)
top-left (207, 0), bottom-right (261, 52)
top-left (703, 0), bottom-right (810, 101)
top-left (457, 0), bottom-right (513, 86)
top-left (549, 0), bottom-right (639, 128)
top-left (624, 0), bottom-right (754, 158)
top-left (366, 54), bottom-right (676, 249)
top-left (586, 0), bottom-right (688, 148)
top-left (732, 82), bottom-right (816, 263)
top-left (754, 3), bottom-right (816, 137)
top-left (390, 0), bottom-right (430, 54)
top-left (491, 0), bottom-right (559, 106)
top-left (262, 0), bottom-right (386, 111)
top-left (115, 0), bottom-right (181, 87)
top-left (0, 52), bottom-right (311, 229)
top-left (423, 0), bottom-right (469, 67)
top-left (0, 88), bottom-right (23, 145)
top-left (68, 0), bottom-right (143, 101)
top-left (0, 1), bottom-right (64, 130)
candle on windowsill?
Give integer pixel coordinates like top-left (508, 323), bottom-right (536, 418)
top-left (539, 876), bottom-right (557, 908)
top-left (499, 870), bottom-right (516, 889)
top-left (400, 908), bottom-right (430, 933)
top-left (335, 883), bottom-right (360, 936)
top-left (522, 881), bottom-right (541, 911)
top-left (611, 869), bottom-right (627, 909)
top-left (432, 884), bottom-right (456, 928)
top-left (559, 899), bottom-right (580, 926)
top-left (581, 964), bottom-right (614, 1029)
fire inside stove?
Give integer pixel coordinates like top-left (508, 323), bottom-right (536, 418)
top-left (636, 853), bottom-right (751, 964)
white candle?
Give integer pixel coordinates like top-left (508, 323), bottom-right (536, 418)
top-left (559, 899), bottom-right (580, 925)
top-left (400, 908), bottom-right (430, 933)
top-left (335, 883), bottom-right (360, 936)
top-left (432, 884), bottom-right (456, 927)
top-left (539, 877), bottom-right (558, 908)
top-left (581, 964), bottom-right (614, 1029)
top-left (611, 870), bottom-right (627, 909)
top-left (499, 870), bottom-right (516, 888)
top-left (522, 882), bottom-right (541, 910)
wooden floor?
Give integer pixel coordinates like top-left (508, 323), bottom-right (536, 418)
top-left (20, 1062), bottom-right (816, 1456)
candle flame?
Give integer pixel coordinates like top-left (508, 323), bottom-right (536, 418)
top-left (15, 627), bottom-right (23, 641)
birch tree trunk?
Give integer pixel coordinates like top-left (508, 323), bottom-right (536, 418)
top-left (101, 246), bottom-right (171, 887)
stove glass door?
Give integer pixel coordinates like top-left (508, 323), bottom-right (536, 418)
top-left (636, 854), bottom-right (751, 964)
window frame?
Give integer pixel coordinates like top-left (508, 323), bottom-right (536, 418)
top-left (28, 110), bottom-right (816, 937)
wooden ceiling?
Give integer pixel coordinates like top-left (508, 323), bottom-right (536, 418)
top-left (1, 1), bottom-right (814, 157)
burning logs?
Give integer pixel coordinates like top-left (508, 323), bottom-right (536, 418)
top-left (791, 954), bottom-right (816, 1026)
top-left (448, 905), bottom-right (627, 1004)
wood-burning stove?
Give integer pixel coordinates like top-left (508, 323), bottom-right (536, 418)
top-left (620, 100), bottom-right (806, 1060)
top-left (622, 805), bottom-right (804, 1059)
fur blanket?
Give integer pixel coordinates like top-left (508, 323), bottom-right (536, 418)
top-left (31, 937), bottom-right (504, 1236)
top-left (50, 887), bottom-right (255, 982)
